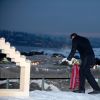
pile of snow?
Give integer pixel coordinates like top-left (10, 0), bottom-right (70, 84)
top-left (31, 80), bottom-right (60, 91)
top-left (0, 90), bottom-right (100, 100)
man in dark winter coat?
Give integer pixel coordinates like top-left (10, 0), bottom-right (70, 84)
top-left (67, 33), bottom-right (100, 94)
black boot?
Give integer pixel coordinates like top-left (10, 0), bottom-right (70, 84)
top-left (88, 90), bottom-right (100, 94)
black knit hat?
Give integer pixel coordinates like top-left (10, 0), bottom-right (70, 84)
top-left (70, 33), bottom-right (77, 39)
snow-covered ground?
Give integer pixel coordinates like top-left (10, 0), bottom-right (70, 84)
top-left (0, 90), bottom-right (100, 100)
top-left (0, 80), bottom-right (100, 100)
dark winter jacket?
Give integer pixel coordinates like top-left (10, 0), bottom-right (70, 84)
top-left (67, 35), bottom-right (95, 65)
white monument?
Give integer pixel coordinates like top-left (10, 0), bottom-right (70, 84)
top-left (0, 38), bottom-right (31, 96)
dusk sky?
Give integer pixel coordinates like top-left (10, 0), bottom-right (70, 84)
top-left (0, 0), bottom-right (100, 37)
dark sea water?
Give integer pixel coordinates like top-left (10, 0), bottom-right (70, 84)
top-left (15, 46), bottom-right (100, 58)
top-left (15, 45), bottom-right (69, 55)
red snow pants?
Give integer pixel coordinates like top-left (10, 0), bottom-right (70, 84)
top-left (70, 64), bottom-right (80, 91)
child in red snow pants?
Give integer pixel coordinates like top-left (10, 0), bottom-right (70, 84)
top-left (70, 64), bottom-right (80, 91)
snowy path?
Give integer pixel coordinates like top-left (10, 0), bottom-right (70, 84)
top-left (0, 91), bottom-right (100, 100)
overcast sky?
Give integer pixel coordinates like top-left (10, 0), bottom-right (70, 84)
top-left (0, 0), bottom-right (100, 36)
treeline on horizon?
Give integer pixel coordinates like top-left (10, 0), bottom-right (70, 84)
top-left (0, 30), bottom-right (70, 48)
top-left (0, 30), bottom-right (100, 48)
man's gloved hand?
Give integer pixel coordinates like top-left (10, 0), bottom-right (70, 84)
top-left (62, 58), bottom-right (68, 62)
top-left (60, 58), bottom-right (72, 65)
